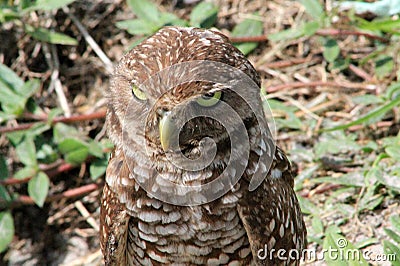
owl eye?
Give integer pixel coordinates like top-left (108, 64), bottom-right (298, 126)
top-left (132, 85), bottom-right (147, 101)
top-left (196, 91), bottom-right (222, 107)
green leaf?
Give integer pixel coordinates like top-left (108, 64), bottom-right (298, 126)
top-left (375, 56), bottom-right (393, 79)
top-left (383, 240), bottom-right (400, 265)
top-left (232, 17), bottom-right (263, 55)
top-left (390, 215), bottom-right (400, 231)
top-left (324, 96), bottom-right (400, 131)
top-left (384, 228), bottom-right (400, 244)
top-left (36, 143), bottom-right (58, 164)
top-left (25, 98), bottom-right (43, 116)
top-left (354, 238), bottom-right (378, 249)
top-left (190, 2), bottom-right (218, 28)
top-left (0, 63), bottom-right (23, 90)
top-left (300, 0), bottom-right (324, 21)
top-left (17, 79), bottom-right (40, 97)
top-left (268, 21), bottom-right (320, 42)
top-left (325, 225), bottom-right (341, 234)
top-left (58, 137), bottom-right (89, 164)
top-left (0, 185), bottom-right (12, 202)
top-left (22, 0), bottom-right (76, 12)
top-left (314, 173), bottom-right (364, 187)
top-left (116, 19), bottom-right (158, 35)
top-left (28, 172), bottom-right (49, 207)
top-left (330, 57), bottom-right (350, 71)
top-left (386, 82), bottom-right (400, 100)
top-left (0, 7), bottom-right (21, 23)
top-left (323, 38), bottom-right (340, 63)
top-left (0, 211), bottom-right (14, 253)
top-left (277, 112), bottom-right (303, 130)
top-left (159, 13), bottom-right (188, 27)
top-left (0, 155), bottom-right (7, 180)
top-left (87, 140), bottom-right (104, 158)
top-left (303, 21), bottom-right (320, 36)
top-left (358, 18), bottom-right (400, 33)
top-left (47, 108), bottom-right (63, 123)
top-left (15, 137), bottom-right (37, 166)
top-left (268, 27), bottom-right (303, 42)
top-left (352, 94), bottom-right (384, 105)
top-left (58, 138), bottom-right (88, 154)
top-left (385, 145), bottom-right (400, 161)
top-left (65, 148), bottom-right (88, 165)
top-left (315, 132), bottom-right (360, 158)
top-left (0, 111), bottom-right (15, 123)
top-left (26, 122), bottom-right (51, 138)
top-left (0, 79), bottom-right (26, 116)
top-left (297, 195), bottom-right (321, 215)
top-left (311, 216), bottom-right (324, 235)
top-left (101, 138), bottom-right (115, 150)
top-left (376, 171), bottom-right (400, 192)
top-left (90, 157), bottom-right (108, 180)
top-left (53, 123), bottom-right (81, 143)
top-left (323, 233), bottom-right (368, 265)
top-left (127, 0), bottom-right (160, 23)
top-left (14, 166), bottom-right (37, 179)
top-left (25, 26), bottom-right (78, 45)
top-left (358, 180), bottom-right (383, 211)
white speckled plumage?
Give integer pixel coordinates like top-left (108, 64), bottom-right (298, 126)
top-left (100, 27), bottom-right (306, 265)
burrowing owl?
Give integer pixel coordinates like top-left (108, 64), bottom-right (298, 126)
top-left (100, 27), bottom-right (306, 265)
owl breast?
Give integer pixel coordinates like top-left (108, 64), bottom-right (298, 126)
top-left (125, 191), bottom-right (253, 265)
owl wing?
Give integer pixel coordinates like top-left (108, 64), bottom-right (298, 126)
top-left (237, 147), bottom-right (306, 265)
top-left (100, 149), bottom-right (130, 265)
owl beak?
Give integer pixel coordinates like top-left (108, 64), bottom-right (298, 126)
top-left (159, 111), bottom-right (178, 151)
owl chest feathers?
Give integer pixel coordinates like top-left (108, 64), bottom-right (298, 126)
top-left (125, 189), bottom-right (253, 265)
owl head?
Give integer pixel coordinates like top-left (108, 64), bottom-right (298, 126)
top-left (106, 27), bottom-right (275, 205)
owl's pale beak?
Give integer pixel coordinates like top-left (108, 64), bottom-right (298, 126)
top-left (159, 111), bottom-right (178, 151)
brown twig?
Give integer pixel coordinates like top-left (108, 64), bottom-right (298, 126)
top-left (0, 161), bottom-right (75, 186)
top-left (348, 64), bottom-right (374, 82)
top-left (348, 121), bottom-right (394, 131)
top-left (5, 183), bottom-right (102, 207)
top-left (52, 110), bottom-right (106, 123)
top-left (229, 35), bottom-right (268, 43)
top-left (261, 57), bottom-right (322, 69)
top-left (300, 184), bottom-right (342, 198)
top-left (0, 110), bottom-right (106, 134)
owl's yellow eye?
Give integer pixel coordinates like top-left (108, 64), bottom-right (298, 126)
top-left (132, 85), bottom-right (147, 101)
top-left (196, 91), bottom-right (222, 107)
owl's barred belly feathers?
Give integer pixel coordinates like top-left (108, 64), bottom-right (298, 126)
top-left (100, 27), bottom-right (306, 265)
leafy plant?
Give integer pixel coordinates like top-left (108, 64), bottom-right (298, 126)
top-left (116, 0), bottom-right (217, 37)
top-left (117, 0), bottom-right (264, 55)
top-left (0, 64), bottom-right (40, 120)
top-left (383, 215), bottom-right (400, 265)
top-left (0, 64), bottom-right (110, 253)
top-left (231, 16), bottom-right (263, 55)
top-left (0, 211), bottom-right (14, 253)
top-left (0, 0), bottom-right (78, 45)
